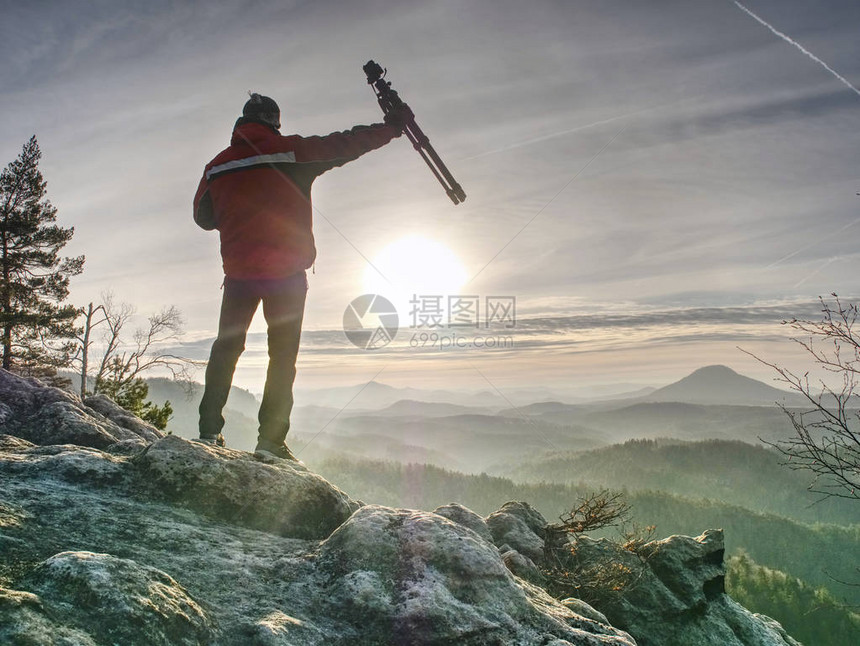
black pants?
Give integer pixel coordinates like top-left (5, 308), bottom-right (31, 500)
top-left (199, 273), bottom-right (307, 444)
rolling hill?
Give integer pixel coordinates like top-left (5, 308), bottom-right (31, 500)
top-left (641, 364), bottom-right (796, 406)
top-left (494, 437), bottom-right (860, 525)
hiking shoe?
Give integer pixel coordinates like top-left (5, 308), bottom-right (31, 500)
top-left (194, 434), bottom-right (226, 447)
top-left (254, 439), bottom-right (302, 463)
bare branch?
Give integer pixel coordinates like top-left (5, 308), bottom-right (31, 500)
top-left (549, 490), bottom-right (631, 537)
top-left (70, 292), bottom-right (199, 402)
top-left (742, 294), bottom-right (860, 501)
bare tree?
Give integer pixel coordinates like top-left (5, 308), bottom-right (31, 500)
top-left (90, 298), bottom-right (183, 395)
top-left (72, 293), bottom-right (199, 428)
top-left (76, 302), bottom-right (104, 397)
top-left (72, 292), bottom-right (134, 397)
top-left (748, 294), bottom-right (860, 501)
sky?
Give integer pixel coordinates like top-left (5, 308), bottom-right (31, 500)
top-left (1, 0), bottom-right (859, 397)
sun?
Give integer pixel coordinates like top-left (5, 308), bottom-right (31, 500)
top-left (363, 235), bottom-right (468, 301)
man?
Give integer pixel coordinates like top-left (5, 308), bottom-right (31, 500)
top-left (193, 93), bottom-right (402, 460)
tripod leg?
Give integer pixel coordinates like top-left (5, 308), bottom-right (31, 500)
top-left (403, 123), bottom-right (466, 204)
top-left (403, 129), bottom-right (461, 204)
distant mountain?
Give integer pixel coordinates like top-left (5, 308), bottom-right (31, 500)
top-left (496, 398), bottom-right (797, 445)
top-left (60, 372), bottom-right (261, 449)
top-left (140, 378), bottom-right (260, 450)
top-left (641, 365), bottom-right (795, 405)
top-left (496, 437), bottom-right (860, 526)
top-left (299, 412), bottom-right (607, 472)
top-left (297, 381), bottom-right (510, 410)
top-left (294, 431), bottom-right (467, 471)
top-left (365, 399), bottom-right (497, 418)
top-left (496, 366), bottom-right (794, 416)
top-left (583, 401), bottom-right (797, 443)
top-left (501, 401), bottom-right (572, 415)
top-left (598, 386), bottom-right (657, 400)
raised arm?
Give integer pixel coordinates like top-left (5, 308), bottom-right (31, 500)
top-left (294, 123), bottom-right (400, 174)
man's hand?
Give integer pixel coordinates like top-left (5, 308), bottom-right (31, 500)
top-left (384, 104), bottom-right (413, 133)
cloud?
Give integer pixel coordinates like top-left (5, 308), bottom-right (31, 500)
top-left (631, 87), bottom-right (859, 149)
top-left (516, 300), bottom-right (824, 331)
top-left (170, 299), bottom-right (823, 365)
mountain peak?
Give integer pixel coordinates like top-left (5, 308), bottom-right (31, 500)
top-left (645, 365), bottom-right (792, 405)
top-left (691, 364), bottom-right (740, 376)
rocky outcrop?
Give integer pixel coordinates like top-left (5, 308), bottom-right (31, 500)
top-left (10, 551), bottom-right (218, 645)
top-left (487, 500), bottom-right (548, 564)
top-left (0, 370), bottom-right (638, 645)
top-left (459, 497), bottom-right (800, 646)
top-left (0, 370), bottom-right (801, 645)
top-left (567, 530), bottom-right (801, 646)
top-left (132, 435), bottom-right (361, 539)
top-left (0, 445), bottom-right (636, 644)
top-left (501, 548), bottom-right (546, 586)
top-left (84, 393), bottom-right (164, 442)
top-left (0, 433), bottom-right (359, 543)
top-left (433, 501), bottom-right (494, 542)
top-left (0, 369), bottom-right (162, 448)
top-left (0, 587), bottom-right (99, 646)
top-left (312, 505), bottom-right (632, 644)
top-left (440, 500), bottom-right (549, 587)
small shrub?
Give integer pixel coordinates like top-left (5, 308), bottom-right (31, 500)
top-left (541, 491), bottom-right (654, 605)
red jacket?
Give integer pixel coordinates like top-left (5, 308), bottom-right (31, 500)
top-left (194, 120), bottom-right (398, 279)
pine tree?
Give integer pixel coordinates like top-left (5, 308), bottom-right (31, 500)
top-left (0, 136), bottom-right (84, 373)
top-left (95, 365), bottom-right (173, 431)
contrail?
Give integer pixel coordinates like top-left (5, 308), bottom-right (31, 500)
top-left (734, 1), bottom-right (860, 98)
top-left (460, 111), bottom-right (632, 162)
top-left (766, 216), bottom-right (860, 269)
top-left (459, 98), bottom-right (687, 162)
top-left (794, 256), bottom-right (838, 288)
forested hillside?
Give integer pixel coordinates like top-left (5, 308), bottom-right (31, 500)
top-left (726, 552), bottom-right (860, 646)
top-left (312, 454), bottom-right (860, 610)
top-left (497, 438), bottom-right (860, 525)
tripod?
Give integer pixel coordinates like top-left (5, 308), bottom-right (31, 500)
top-left (364, 60), bottom-right (466, 205)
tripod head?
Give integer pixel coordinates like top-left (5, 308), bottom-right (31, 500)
top-left (364, 60), bottom-right (409, 116)
top-left (363, 60), bottom-right (385, 84)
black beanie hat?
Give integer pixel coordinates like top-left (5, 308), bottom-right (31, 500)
top-left (242, 93), bottom-right (280, 129)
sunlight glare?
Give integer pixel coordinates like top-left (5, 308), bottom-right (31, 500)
top-left (363, 235), bottom-right (468, 301)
